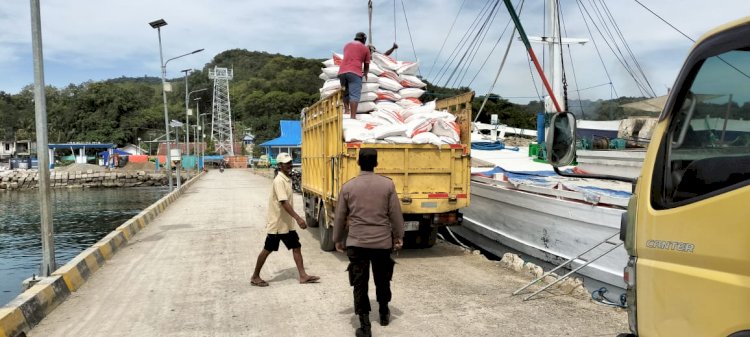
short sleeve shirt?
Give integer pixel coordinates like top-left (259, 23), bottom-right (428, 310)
top-left (338, 41), bottom-right (371, 77)
top-left (266, 173), bottom-right (296, 234)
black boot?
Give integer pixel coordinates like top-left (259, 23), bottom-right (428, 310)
top-left (355, 314), bottom-right (371, 337)
top-left (379, 303), bottom-right (390, 326)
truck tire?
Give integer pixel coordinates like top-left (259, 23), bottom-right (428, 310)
top-left (404, 225), bottom-right (438, 249)
top-left (304, 196), bottom-right (319, 228)
top-left (318, 207), bottom-right (335, 251)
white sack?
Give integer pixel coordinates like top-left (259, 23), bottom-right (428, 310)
top-left (384, 136), bottom-right (413, 144)
top-left (400, 74), bottom-right (426, 88)
top-left (378, 77), bottom-right (404, 92)
top-left (372, 52), bottom-right (399, 71)
top-left (322, 66), bottom-right (339, 78)
top-left (396, 99), bottom-right (420, 109)
top-left (372, 124), bottom-right (407, 139)
top-left (322, 79), bottom-right (341, 91)
top-left (404, 118), bottom-right (434, 138)
top-left (399, 88), bottom-right (425, 98)
top-left (360, 92), bottom-right (378, 102)
top-left (396, 61), bottom-right (419, 75)
top-left (375, 89), bottom-right (401, 102)
top-left (432, 119), bottom-right (461, 143)
top-left (344, 127), bottom-right (373, 143)
top-left (411, 132), bottom-right (443, 146)
top-left (362, 82), bottom-right (380, 92)
top-left (357, 101), bottom-right (376, 113)
top-left (368, 63), bottom-right (384, 76)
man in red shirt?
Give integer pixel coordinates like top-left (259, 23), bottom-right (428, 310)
top-left (338, 32), bottom-right (371, 119)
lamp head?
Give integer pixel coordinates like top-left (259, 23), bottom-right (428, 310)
top-left (149, 19), bottom-right (167, 29)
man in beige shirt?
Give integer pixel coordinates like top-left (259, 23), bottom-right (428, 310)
top-left (334, 148), bottom-right (404, 337)
top-left (251, 152), bottom-right (319, 287)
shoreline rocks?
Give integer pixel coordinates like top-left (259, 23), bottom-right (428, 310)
top-left (0, 169), bottom-right (182, 190)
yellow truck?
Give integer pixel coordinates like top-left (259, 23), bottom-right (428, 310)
top-left (547, 17), bottom-right (750, 337)
top-left (301, 91), bottom-right (473, 251)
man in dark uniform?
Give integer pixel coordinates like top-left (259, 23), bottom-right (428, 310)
top-left (333, 148), bottom-right (404, 337)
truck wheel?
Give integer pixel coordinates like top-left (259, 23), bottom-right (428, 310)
top-left (405, 226), bottom-right (437, 249)
top-left (304, 196), bottom-right (319, 228)
top-left (318, 207), bottom-right (335, 251)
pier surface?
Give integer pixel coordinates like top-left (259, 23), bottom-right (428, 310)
top-left (28, 169), bottom-right (627, 336)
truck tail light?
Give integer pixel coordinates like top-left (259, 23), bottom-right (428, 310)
top-left (624, 257), bottom-right (638, 334)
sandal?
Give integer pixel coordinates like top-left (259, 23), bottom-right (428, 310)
top-left (251, 279), bottom-right (269, 287)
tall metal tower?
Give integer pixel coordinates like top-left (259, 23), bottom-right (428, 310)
top-left (208, 66), bottom-right (234, 155)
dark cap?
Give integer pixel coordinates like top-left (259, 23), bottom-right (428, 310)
top-left (354, 32), bottom-right (367, 41)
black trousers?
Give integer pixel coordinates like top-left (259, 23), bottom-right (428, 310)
top-left (346, 246), bottom-right (395, 315)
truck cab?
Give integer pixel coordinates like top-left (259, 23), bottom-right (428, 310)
top-left (548, 17), bottom-right (750, 337)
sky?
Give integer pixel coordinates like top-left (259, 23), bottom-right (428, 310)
top-left (1, 0), bottom-right (749, 105)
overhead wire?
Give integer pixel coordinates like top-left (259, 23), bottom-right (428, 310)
top-left (468, 8), bottom-right (518, 87)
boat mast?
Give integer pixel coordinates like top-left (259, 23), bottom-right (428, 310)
top-left (548, 0), bottom-right (565, 113)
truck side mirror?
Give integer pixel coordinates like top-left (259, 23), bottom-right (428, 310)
top-left (546, 112), bottom-right (577, 167)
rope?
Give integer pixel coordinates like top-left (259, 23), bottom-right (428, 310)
top-left (446, 227), bottom-right (471, 250)
top-left (393, 0), bottom-right (397, 59)
top-left (400, 0), bottom-right (421, 77)
top-left (433, 0), bottom-right (494, 85)
top-left (591, 287), bottom-right (627, 308)
top-left (575, 0), bottom-right (618, 98)
top-left (471, 142), bottom-right (519, 151)
top-left (559, 7), bottom-right (584, 117)
top-left (426, 0), bottom-right (467, 79)
top-left (368, 0), bottom-right (373, 47)
top-left (474, 0), bottom-right (523, 123)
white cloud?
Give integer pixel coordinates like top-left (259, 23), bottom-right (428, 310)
top-left (0, 0), bottom-right (748, 104)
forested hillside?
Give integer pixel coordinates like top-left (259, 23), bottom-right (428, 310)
top-left (0, 49), bottom-right (649, 152)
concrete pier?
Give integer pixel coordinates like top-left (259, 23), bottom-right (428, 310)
top-left (9, 169), bottom-right (625, 336)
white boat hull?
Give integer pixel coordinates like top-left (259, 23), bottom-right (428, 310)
top-left (457, 179), bottom-right (628, 289)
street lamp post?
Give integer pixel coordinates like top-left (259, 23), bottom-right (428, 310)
top-left (138, 137), bottom-right (142, 155)
top-left (199, 109), bottom-right (209, 170)
top-left (149, 18), bottom-right (203, 191)
top-left (187, 88), bottom-right (207, 173)
top-left (181, 69), bottom-right (191, 180)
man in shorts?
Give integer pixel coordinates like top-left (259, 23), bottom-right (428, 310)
top-left (338, 32), bottom-right (371, 119)
top-left (251, 152), bottom-right (319, 287)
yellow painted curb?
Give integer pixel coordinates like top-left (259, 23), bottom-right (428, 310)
top-left (0, 171), bottom-right (206, 336)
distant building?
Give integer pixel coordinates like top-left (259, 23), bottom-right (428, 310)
top-left (260, 120), bottom-right (301, 165)
top-left (0, 140), bottom-right (33, 160)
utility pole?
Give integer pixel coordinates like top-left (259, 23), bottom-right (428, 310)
top-left (30, 0), bottom-right (56, 276)
top-left (182, 69), bottom-right (191, 180)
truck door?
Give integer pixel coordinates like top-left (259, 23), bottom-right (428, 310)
top-left (635, 35), bottom-right (750, 335)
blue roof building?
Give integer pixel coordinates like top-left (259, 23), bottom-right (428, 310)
top-left (260, 120), bottom-right (301, 164)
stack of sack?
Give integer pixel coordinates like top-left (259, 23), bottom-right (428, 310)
top-left (319, 52), bottom-right (461, 146)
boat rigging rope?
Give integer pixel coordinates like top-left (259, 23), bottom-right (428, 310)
top-left (426, 0), bottom-right (467, 79)
top-left (559, 8), bottom-right (584, 117)
top-left (444, 0), bottom-right (501, 88)
top-left (393, 0), bottom-right (397, 59)
top-left (368, 0), bottom-right (374, 48)
top-left (474, 0), bottom-right (525, 123)
top-left (574, 0), bottom-right (618, 98)
top-left (434, 0), bottom-right (495, 85)
top-left (633, 0), bottom-right (750, 81)
top-left (555, 0), bottom-right (570, 111)
top-left (577, 0), bottom-right (653, 97)
top-left (399, 0), bottom-right (421, 77)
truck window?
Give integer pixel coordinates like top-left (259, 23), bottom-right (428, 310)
top-left (661, 48), bottom-right (750, 205)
